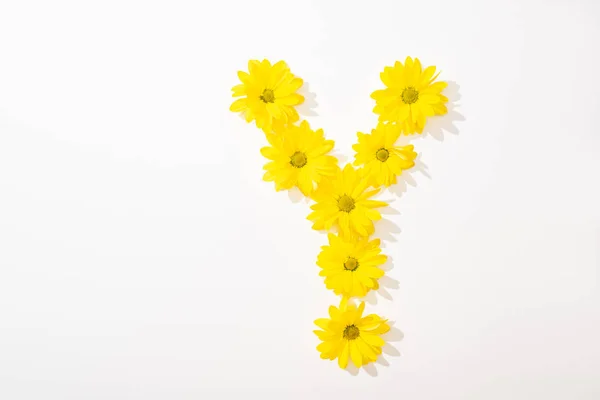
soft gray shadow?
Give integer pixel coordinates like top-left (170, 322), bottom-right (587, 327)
top-left (375, 274), bottom-right (400, 302)
top-left (388, 154), bottom-right (430, 198)
top-left (377, 285), bottom-right (393, 301)
top-left (366, 255), bottom-right (398, 305)
top-left (364, 256), bottom-right (400, 305)
top-left (382, 343), bottom-right (401, 357)
top-left (345, 350), bottom-right (401, 376)
top-left (345, 364), bottom-right (359, 376)
top-left (379, 205), bottom-right (401, 216)
top-left (375, 355), bottom-right (390, 367)
top-left (380, 254), bottom-right (395, 272)
top-left (297, 82), bottom-right (318, 117)
top-left (421, 80), bottom-right (464, 141)
top-left (287, 187), bottom-right (304, 203)
top-left (363, 363), bottom-right (378, 377)
top-left (375, 218), bottom-right (402, 243)
top-left (331, 150), bottom-right (349, 164)
top-left (364, 289), bottom-right (378, 305)
top-left (379, 275), bottom-right (399, 290)
top-left (384, 326), bottom-right (405, 342)
top-left (287, 187), bottom-right (312, 204)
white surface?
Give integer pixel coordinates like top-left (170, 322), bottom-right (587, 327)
top-left (1, 0), bottom-right (599, 399)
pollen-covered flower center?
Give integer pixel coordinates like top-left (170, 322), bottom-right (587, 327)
top-left (344, 257), bottom-right (359, 271)
top-left (401, 86), bottom-right (419, 104)
top-left (343, 324), bottom-right (360, 340)
top-left (376, 148), bottom-right (390, 162)
top-left (337, 195), bottom-right (355, 213)
top-left (260, 89), bottom-right (275, 103)
top-left (290, 151), bottom-right (307, 168)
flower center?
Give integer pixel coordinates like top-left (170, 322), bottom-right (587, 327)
top-left (260, 89), bottom-right (275, 103)
top-left (343, 325), bottom-right (360, 340)
top-left (337, 195), bottom-right (355, 213)
top-left (344, 257), bottom-right (359, 271)
top-left (290, 151), bottom-right (307, 168)
top-left (376, 148), bottom-right (390, 162)
top-left (401, 86), bottom-right (419, 104)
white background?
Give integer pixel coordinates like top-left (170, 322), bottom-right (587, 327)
top-left (1, 0), bottom-right (599, 399)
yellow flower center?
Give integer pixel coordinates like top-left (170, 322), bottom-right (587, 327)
top-left (376, 148), bottom-right (390, 162)
top-left (401, 86), bottom-right (419, 104)
top-left (344, 257), bottom-right (359, 271)
top-left (290, 151), bottom-right (307, 168)
top-left (337, 194), bottom-right (355, 213)
top-left (260, 89), bottom-right (275, 103)
top-left (343, 325), bottom-right (360, 340)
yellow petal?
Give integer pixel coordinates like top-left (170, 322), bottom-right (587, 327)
top-left (268, 60), bottom-right (289, 88)
top-left (410, 58), bottom-right (422, 85)
top-left (277, 76), bottom-right (303, 95)
top-left (329, 305), bottom-right (341, 320)
top-left (260, 146), bottom-right (278, 160)
top-left (229, 98), bottom-right (246, 112)
top-left (266, 103), bottom-right (282, 119)
top-left (277, 94), bottom-right (304, 106)
top-left (248, 60), bottom-right (261, 78)
top-left (351, 215), bottom-right (369, 237)
top-left (349, 341), bottom-right (362, 368)
top-left (360, 199), bottom-right (387, 208)
top-left (361, 333), bottom-right (385, 347)
top-left (297, 171), bottom-right (313, 196)
top-left (231, 84), bottom-right (245, 97)
top-left (398, 103), bottom-right (410, 121)
top-left (237, 71), bottom-right (251, 84)
top-left (371, 89), bottom-right (388, 100)
top-left (419, 94), bottom-right (442, 104)
top-left (420, 65), bottom-right (436, 86)
top-left (314, 329), bottom-right (337, 341)
top-left (357, 337), bottom-right (378, 360)
top-left (338, 341), bottom-right (349, 369)
top-left (314, 318), bottom-right (330, 331)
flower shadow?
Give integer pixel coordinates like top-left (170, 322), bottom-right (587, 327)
top-left (287, 187), bottom-right (304, 203)
top-left (287, 187), bottom-right (312, 204)
top-left (388, 154), bottom-right (431, 198)
top-left (365, 255), bottom-right (399, 305)
top-left (374, 202), bottom-right (402, 243)
top-left (331, 150), bottom-right (349, 165)
top-left (375, 218), bottom-right (402, 243)
top-left (421, 80), bottom-right (464, 141)
top-left (379, 254), bottom-right (395, 272)
top-left (297, 82), bottom-right (318, 117)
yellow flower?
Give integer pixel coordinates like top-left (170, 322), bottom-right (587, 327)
top-left (230, 59), bottom-right (304, 133)
top-left (308, 164), bottom-right (387, 239)
top-left (260, 120), bottom-right (338, 196)
top-left (371, 56), bottom-right (448, 134)
top-left (352, 123), bottom-right (417, 187)
top-left (317, 233), bottom-right (386, 298)
top-left (314, 299), bottom-right (390, 369)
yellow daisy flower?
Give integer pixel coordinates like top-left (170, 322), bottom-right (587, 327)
top-left (352, 123), bottom-right (417, 187)
top-left (314, 299), bottom-right (390, 369)
top-left (317, 233), bottom-right (387, 298)
top-left (371, 56), bottom-right (448, 134)
top-left (308, 164), bottom-right (388, 239)
top-left (230, 59), bottom-right (304, 133)
top-left (260, 120), bottom-right (338, 196)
